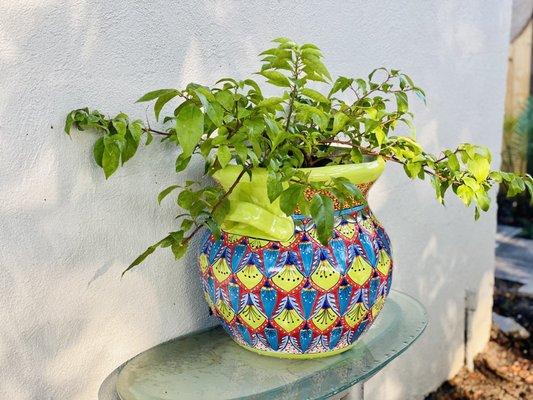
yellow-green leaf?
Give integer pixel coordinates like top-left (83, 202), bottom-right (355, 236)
top-left (175, 103), bottom-right (204, 157)
top-left (468, 155), bottom-right (490, 182)
top-left (332, 112), bottom-right (350, 134)
top-left (301, 88), bottom-right (329, 104)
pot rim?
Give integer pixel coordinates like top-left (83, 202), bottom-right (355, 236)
top-left (214, 156), bottom-right (385, 186)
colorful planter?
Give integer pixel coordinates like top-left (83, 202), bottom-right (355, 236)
top-left (198, 159), bottom-right (393, 358)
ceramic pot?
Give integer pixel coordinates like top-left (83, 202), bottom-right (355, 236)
top-left (198, 158), bottom-right (393, 358)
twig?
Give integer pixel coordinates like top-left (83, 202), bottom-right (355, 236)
top-left (284, 55), bottom-right (301, 132)
top-left (143, 127), bottom-right (172, 137)
top-left (181, 166), bottom-right (249, 244)
top-left (319, 139), bottom-right (446, 179)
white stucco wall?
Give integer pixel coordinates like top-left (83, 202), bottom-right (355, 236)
top-left (0, 1), bottom-right (511, 399)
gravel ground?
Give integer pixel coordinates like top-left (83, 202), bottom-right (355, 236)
top-left (425, 278), bottom-right (532, 400)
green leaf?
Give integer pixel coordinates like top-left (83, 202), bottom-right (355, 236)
top-left (129, 120), bottom-right (144, 142)
top-left (194, 87), bottom-right (224, 127)
top-left (301, 56), bottom-right (331, 80)
top-left (177, 189), bottom-right (196, 210)
top-left (259, 70), bottom-right (291, 87)
top-left (65, 111), bottom-right (75, 134)
top-left (154, 91), bottom-right (179, 120)
top-left (404, 162), bottom-right (421, 178)
top-left (102, 136), bottom-right (121, 178)
top-left (217, 145), bottom-right (231, 168)
top-left (145, 131), bottom-right (153, 145)
top-left (280, 184), bottom-right (304, 215)
top-left (310, 194), bottom-right (334, 245)
top-left (206, 218), bottom-right (221, 239)
top-left (171, 240), bottom-right (187, 259)
top-left (267, 172), bottom-right (284, 202)
top-left (214, 90), bottom-right (234, 111)
top-left (350, 148), bottom-right (363, 163)
top-left (467, 155), bottom-right (490, 182)
top-left (328, 76), bottom-right (353, 97)
top-left (332, 112), bottom-right (350, 134)
top-left (175, 153), bottom-right (191, 172)
top-left (446, 152), bottom-right (460, 172)
top-left (413, 87), bottom-right (427, 104)
top-left (475, 190), bottom-right (490, 212)
top-left (301, 88), bottom-right (329, 104)
top-left (136, 89), bottom-right (178, 103)
top-left (175, 103), bottom-right (204, 157)
top-left (524, 177), bottom-right (533, 203)
top-left (243, 79), bottom-right (263, 97)
top-left (456, 184), bottom-right (474, 206)
top-left (158, 185), bottom-right (179, 204)
top-left (489, 171), bottom-right (502, 183)
top-left (462, 176), bottom-right (481, 192)
top-left (181, 219), bottom-right (194, 231)
top-left (272, 37), bottom-right (291, 44)
top-left (212, 197), bottom-right (230, 224)
top-left (121, 130), bottom-right (139, 164)
top-left (394, 92), bottom-right (409, 113)
top-left (333, 177), bottom-right (364, 200)
top-left (258, 97), bottom-right (285, 108)
top-left (122, 235), bottom-right (170, 276)
top-left (112, 118), bottom-right (127, 137)
top-left (215, 77), bottom-right (238, 87)
top-left (93, 137), bottom-right (104, 167)
top-left (206, 101), bottom-right (224, 127)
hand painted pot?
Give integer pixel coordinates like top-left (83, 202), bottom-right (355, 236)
top-left (198, 158), bottom-right (393, 358)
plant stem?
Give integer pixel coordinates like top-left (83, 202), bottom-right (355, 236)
top-left (144, 127), bottom-right (171, 137)
top-left (320, 139), bottom-right (446, 180)
top-left (435, 149), bottom-right (458, 163)
top-left (284, 55), bottom-right (301, 132)
top-left (182, 166), bottom-right (249, 245)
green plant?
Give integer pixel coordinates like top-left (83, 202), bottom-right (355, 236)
top-left (501, 98), bottom-right (533, 175)
top-left (498, 97), bottom-right (533, 237)
top-left (65, 38), bottom-right (533, 273)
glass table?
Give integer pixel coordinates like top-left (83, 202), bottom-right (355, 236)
top-left (99, 290), bottom-right (427, 400)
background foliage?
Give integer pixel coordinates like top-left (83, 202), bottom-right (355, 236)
top-left (498, 97), bottom-right (533, 238)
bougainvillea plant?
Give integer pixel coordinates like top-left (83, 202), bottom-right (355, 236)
top-left (65, 38), bottom-right (533, 274)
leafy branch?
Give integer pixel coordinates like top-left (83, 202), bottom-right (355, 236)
top-left (65, 38), bottom-right (533, 273)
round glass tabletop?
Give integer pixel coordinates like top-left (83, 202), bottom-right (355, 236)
top-left (113, 290), bottom-right (427, 400)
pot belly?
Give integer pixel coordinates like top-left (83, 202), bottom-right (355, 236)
top-left (198, 205), bottom-right (393, 358)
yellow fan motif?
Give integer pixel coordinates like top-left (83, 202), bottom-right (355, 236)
top-left (212, 257), bottom-right (231, 283)
top-left (376, 250), bottom-right (391, 276)
top-left (347, 256), bottom-right (372, 286)
top-left (248, 238), bottom-right (269, 249)
top-left (274, 306), bottom-right (304, 333)
top-left (360, 218), bottom-right (375, 234)
top-left (216, 299), bottom-right (235, 323)
top-left (311, 259), bottom-right (341, 291)
top-left (344, 303), bottom-right (367, 328)
top-left (236, 263), bottom-right (264, 290)
top-left (226, 233), bottom-right (243, 243)
top-left (198, 253), bottom-right (209, 275)
top-left (271, 264), bottom-right (305, 292)
top-left (239, 303), bottom-right (267, 330)
top-left (311, 307), bottom-right (339, 332)
top-left (337, 222), bottom-right (357, 239)
top-left (279, 235), bottom-right (297, 247)
top-left (371, 296), bottom-right (385, 320)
